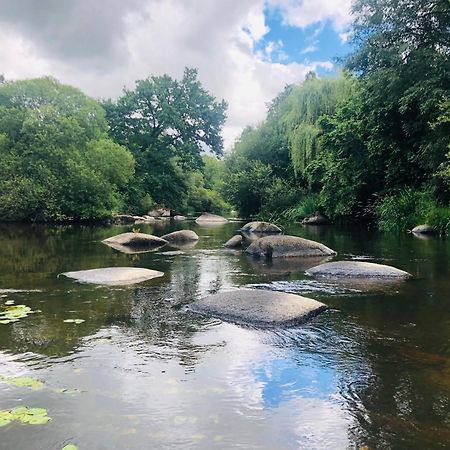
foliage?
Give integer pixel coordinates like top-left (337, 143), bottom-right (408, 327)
top-left (103, 67), bottom-right (227, 211)
top-left (0, 78), bottom-right (134, 221)
top-left (375, 188), bottom-right (450, 234)
top-left (282, 194), bottom-right (321, 222)
top-left (0, 407), bottom-right (50, 426)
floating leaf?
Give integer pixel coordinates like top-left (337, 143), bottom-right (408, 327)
top-left (0, 407), bottom-right (50, 426)
top-left (63, 319), bottom-right (85, 324)
top-left (0, 304), bottom-right (37, 324)
top-left (0, 375), bottom-right (44, 390)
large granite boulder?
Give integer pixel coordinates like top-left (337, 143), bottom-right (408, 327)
top-left (195, 213), bottom-right (228, 224)
top-left (306, 261), bottom-right (411, 279)
top-left (102, 232), bottom-right (168, 253)
top-left (302, 213), bottom-right (329, 225)
top-left (224, 235), bottom-right (243, 248)
top-left (411, 224), bottom-right (435, 235)
top-left (61, 267), bottom-right (164, 286)
top-left (189, 289), bottom-right (326, 327)
top-left (246, 235), bottom-right (336, 258)
top-left (240, 221), bottom-right (282, 234)
top-left (161, 230), bottom-right (199, 243)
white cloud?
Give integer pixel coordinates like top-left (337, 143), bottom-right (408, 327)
top-left (268, 0), bottom-right (353, 35)
top-left (300, 44), bottom-right (318, 54)
top-left (0, 0), bottom-right (335, 149)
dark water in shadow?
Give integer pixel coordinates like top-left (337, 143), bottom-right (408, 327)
top-left (0, 221), bottom-right (449, 449)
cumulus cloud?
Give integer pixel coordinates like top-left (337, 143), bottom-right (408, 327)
top-left (267, 0), bottom-right (353, 32)
top-left (0, 0), bottom-right (339, 148)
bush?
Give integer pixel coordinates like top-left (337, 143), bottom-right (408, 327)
top-left (375, 188), bottom-right (450, 234)
top-left (282, 193), bottom-right (321, 222)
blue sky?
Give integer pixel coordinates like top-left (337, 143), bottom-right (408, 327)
top-left (254, 5), bottom-right (354, 74)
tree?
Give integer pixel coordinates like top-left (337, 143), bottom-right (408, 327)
top-left (0, 77), bottom-right (134, 221)
top-left (103, 68), bottom-right (227, 211)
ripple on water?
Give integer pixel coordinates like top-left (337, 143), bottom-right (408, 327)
top-left (245, 280), bottom-right (361, 295)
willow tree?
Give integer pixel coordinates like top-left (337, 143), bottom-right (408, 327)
top-left (283, 74), bottom-right (354, 174)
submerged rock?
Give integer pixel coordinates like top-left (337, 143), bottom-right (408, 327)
top-left (102, 232), bottom-right (168, 253)
top-left (161, 230), bottom-right (199, 243)
top-left (246, 235), bottom-right (336, 258)
top-left (240, 221), bottom-right (282, 234)
top-left (302, 213), bottom-right (329, 225)
top-left (189, 289), bottom-right (326, 327)
top-left (62, 267), bottom-right (164, 286)
top-left (411, 224), bottom-right (435, 235)
top-left (224, 235), bottom-right (243, 248)
top-left (306, 261), bottom-right (411, 279)
top-left (195, 213), bottom-right (228, 224)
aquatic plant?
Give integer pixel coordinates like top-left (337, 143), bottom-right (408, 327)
top-left (0, 407), bottom-right (50, 426)
top-left (0, 304), bottom-right (37, 324)
top-left (0, 375), bottom-right (44, 390)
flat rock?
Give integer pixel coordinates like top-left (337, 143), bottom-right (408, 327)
top-left (246, 235), bottom-right (336, 258)
top-left (412, 224), bottom-right (435, 234)
top-left (102, 232), bottom-right (168, 250)
top-left (61, 267), bottom-right (164, 286)
top-left (173, 215), bottom-right (186, 221)
top-left (224, 235), bottom-right (243, 248)
top-left (189, 289), bottom-right (326, 327)
top-left (306, 261), bottom-right (411, 279)
top-left (195, 213), bottom-right (228, 224)
top-left (161, 230), bottom-right (199, 243)
top-left (240, 221), bottom-right (282, 234)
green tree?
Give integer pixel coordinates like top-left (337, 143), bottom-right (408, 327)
top-left (0, 77), bottom-right (134, 221)
top-left (103, 68), bottom-right (227, 211)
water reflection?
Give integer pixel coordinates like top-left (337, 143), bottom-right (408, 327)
top-left (0, 222), bottom-right (449, 448)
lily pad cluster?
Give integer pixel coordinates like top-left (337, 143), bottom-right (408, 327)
top-left (63, 319), bottom-right (85, 324)
top-left (0, 407), bottom-right (50, 426)
top-left (0, 375), bottom-right (44, 390)
top-left (0, 303), bottom-right (37, 325)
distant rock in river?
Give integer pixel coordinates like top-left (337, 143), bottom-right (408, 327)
top-left (195, 213), bottom-right (228, 224)
top-left (240, 221), bottom-right (282, 234)
top-left (306, 261), bottom-right (411, 279)
top-left (246, 235), bottom-right (336, 258)
top-left (102, 232), bottom-right (168, 253)
top-left (161, 230), bottom-right (199, 243)
top-left (61, 267), bottom-right (164, 286)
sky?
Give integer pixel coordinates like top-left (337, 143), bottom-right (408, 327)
top-left (0, 0), bottom-right (354, 149)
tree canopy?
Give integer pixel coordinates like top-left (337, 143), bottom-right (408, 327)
top-left (0, 77), bottom-right (134, 221)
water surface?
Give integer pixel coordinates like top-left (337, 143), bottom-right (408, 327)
top-left (0, 221), bottom-right (449, 449)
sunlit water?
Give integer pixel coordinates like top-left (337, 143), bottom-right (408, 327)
top-left (0, 221), bottom-right (449, 449)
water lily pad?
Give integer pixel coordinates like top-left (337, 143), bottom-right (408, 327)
top-left (0, 304), bottom-right (37, 324)
top-left (63, 319), bottom-right (85, 324)
top-left (0, 375), bottom-right (44, 390)
top-left (0, 406), bottom-right (50, 426)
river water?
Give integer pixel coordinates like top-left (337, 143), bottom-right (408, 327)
top-left (0, 221), bottom-right (449, 449)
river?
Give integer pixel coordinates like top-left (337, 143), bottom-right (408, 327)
top-left (0, 221), bottom-right (449, 449)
